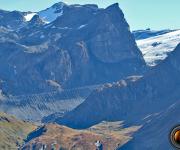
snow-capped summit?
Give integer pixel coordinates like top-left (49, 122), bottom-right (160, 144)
top-left (23, 2), bottom-right (67, 23)
top-left (24, 12), bottom-right (37, 21)
top-left (135, 29), bottom-right (180, 66)
top-left (51, 1), bottom-right (67, 9)
top-left (38, 2), bottom-right (66, 23)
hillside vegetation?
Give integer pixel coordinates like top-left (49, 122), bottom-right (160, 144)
top-left (0, 112), bottom-right (36, 149)
top-left (22, 121), bottom-right (140, 150)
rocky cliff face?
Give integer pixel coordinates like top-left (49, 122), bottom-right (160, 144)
top-left (59, 44), bottom-right (180, 129)
top-left (0, 2), bottom-right (146, 95)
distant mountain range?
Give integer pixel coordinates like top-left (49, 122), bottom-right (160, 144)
top-left (133, 29), bottom-right (176, 40)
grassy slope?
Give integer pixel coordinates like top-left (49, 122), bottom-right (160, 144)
top-left (0, 112), bottom-right (37, 150)
top-left (23, 121), bottom-right (140, 150)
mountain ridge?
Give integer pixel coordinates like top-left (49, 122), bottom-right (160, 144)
top-left (58, 43), bottom-right (180, 129)
top-left (0, 2), bottom-right (146, 96)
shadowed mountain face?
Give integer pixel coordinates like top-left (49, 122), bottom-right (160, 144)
top-left (120, 101), bottom-right (180, 150)
top-left (58, 44), bottom-right (180, 129)
top-left (0, 3), bottom-right (146, 95)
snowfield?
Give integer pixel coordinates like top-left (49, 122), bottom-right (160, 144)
top-left (136, 30), bottom-right (180, 66)
top-left (24, 13), bottom-right (37, 21)
top-left (24, 2), bottom-right (65, 23)
top-left (38, 5), bottom-right (64, 23)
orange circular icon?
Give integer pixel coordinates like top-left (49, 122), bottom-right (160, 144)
top-left (174, 130), bottom-right (180, 145)
top-left (170, 125), bottom-right (180, 149)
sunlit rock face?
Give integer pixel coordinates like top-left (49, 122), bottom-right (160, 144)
top-left (87, 3), bottom-right (143, 63)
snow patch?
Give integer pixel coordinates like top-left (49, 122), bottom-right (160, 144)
top-left (14, 65), bottom-right (17, 75)
top-left (137, 30), bottom-right (180, 66)
top-left (38, 5), bottom-right (64, 23)
top-left (78, 24), bottom-right (87, 29)
top-left (24, 13), bottom-right (37, 21)
top-left (23, 42), bottom-right (49, 54)
top-left (58, 26), bottom-right (70, 29)
top-left (46, 80), bottom-right (62, 90)
top-left (40, 35), bottom-right (45, 39)
top-left (0, 90), bottom-right (5, 100)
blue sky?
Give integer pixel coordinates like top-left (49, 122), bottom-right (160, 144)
top-left (0, 0), bottom-right (179, 30)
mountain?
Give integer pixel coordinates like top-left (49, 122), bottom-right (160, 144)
top-left (28, 15), bottom-right (45, 26)
top-left (0, 2), bottom-right (146, 96)
top-left (0, 2), bottom-right (67, 29)
top-left (0, 112), bottom-right (36, 149)
top-left (38, 2), bottom-right (66, 23)
top-left (0, 2), bottom-right (179, 149)
top-left (133, 29), bottom-right (175, 40)
top-left (0, 10), bottom-right (26, 30)
top-left (120, 101), bottom-right (180, 150)
top-left (134, 29), bottom-right (180, 66)
top-left (22, 121), bottom-right (140, 150)
top-left (24, 2), bottom-right (66, 23)
top-left (58, 43), bottom-right (180, 129)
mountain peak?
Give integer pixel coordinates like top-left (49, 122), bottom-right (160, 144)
top-left (105, 3), bottom-right (125, 23)
top-left (37, 2), bottom-right (66, 23)
top-left (52, 1), bottom-right (67, 9)
top-left (106, 3), bottom-right (119, 10)
top-left (29, 14), bottom-right (45, 26)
